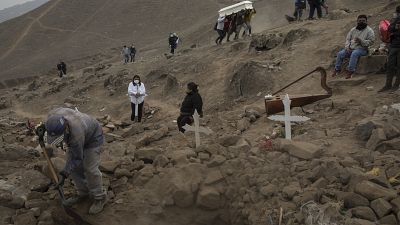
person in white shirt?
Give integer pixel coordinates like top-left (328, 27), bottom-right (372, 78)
top-left (128, 75), bottom-right (146, 122)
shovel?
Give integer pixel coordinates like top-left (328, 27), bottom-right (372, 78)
top-left (37, 125), bottom-right (92, 225)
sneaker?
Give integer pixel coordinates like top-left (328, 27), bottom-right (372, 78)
top-left (378, 86), bottom-right (392, 93)
top-left (345, 71), bottom-right (354, 79)
top-left (89, 198), bottom-right (108, 215)
top-left (64, 195), bottom-right (89, 207)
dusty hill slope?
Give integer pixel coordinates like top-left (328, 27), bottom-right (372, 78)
top-left (1, 1), bottom-right (400, 225)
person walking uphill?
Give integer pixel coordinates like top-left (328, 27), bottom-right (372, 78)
top-left (215, 16), bottom-right (226, 45)
top-left (129, 44), bottom-right (136, 63)
top-left (307, 0), bottom-right (322, 20)
top-left (333, 15), bottom-right (375, 79)
top-left (122, 45), bottom-right (130, 64)
top-left (177, 82), bottom-right (203, 133)
top-left (128, 75), bottom-right (146, 122)
top-left (169, 33), bottom-right (179, 54)
top-left (57, 61), bottom-right (67, 78)
top-left (379, 7), bottom-right (400, 92)
top-left (45, 108), bottom-right (107, 215)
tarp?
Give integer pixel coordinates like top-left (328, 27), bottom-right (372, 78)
top-left (218, 1), bottom-right (253, 17)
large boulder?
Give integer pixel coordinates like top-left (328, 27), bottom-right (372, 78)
top-left (351, 206), bottom-right (377, 221)
top-left (356, 55), bottom-right (387, 74)
top-left (354, 180), bottom-right (397, 201)
top-left (278, 139), bottom-right (322, 160)
top-left (135, 148), bottom-right (163, 162)
top-left (370, 198), bottom-right (392, 218)
top-left (136, 125), bottom-right (169, 147)
top-left (343, 192), bottom-right (370, 209)
top-left (366, 128), bottom-right (387, 150)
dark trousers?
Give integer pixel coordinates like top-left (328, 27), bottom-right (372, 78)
top-left (309, 3), bottom-right (322, 19)
top-left (215, 29), bottom-right (226, 44)
top-left (170, 44), bottom-right (177, 54)
top-left (130, 53), bottom-right (135, 62)
top-left (293, 6), bottom-right (304, 20)
top-left (385, 47), bottom-right (400, 88)
top-left (131, 102), bottom-right (144, 122)
top-left (58, 69), bottom-right (66, 77)
top-left (177, 115), bottom-right (193, 133)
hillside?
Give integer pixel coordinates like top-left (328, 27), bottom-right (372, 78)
top-left (1, 0), bottom-right (400, 225)
top-left (0, 0), bottom-right (49, 23)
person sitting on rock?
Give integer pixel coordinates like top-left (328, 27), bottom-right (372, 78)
top-left (177, 82), bottom-right (203, 133)
top-left (128, 75), bottom-right (146, 122)
top-left (332, 15), bottom-right (375, 79)
top-left (57, 60), bottom-right (67, 78)
top-left (379, 6), bottom-right (400, 92)
top-left (45, 108), bottom-right (107, 215)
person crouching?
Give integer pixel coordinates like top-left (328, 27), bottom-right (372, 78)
top-left (177, 82), bottom-right (203, 133)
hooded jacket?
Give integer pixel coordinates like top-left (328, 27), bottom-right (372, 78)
top-left (128, 81), bottom-right (146, 104)
top-left (47, 108), bottom-right (103, 175)
top-left (180, 91), bottom-right (203, 116)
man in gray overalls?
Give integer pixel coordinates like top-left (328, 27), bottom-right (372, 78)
top-left (45, 108), bottom-right (106, 215)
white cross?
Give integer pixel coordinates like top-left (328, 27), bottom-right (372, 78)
top-left (182, 110), bottom-right (213, 148)
top-left (268, 94), bottom-right (310, 140)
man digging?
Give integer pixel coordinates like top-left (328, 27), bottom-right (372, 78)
top-left (45, 108), bottom-right (107, 215)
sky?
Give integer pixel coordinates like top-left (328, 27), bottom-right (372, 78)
top-left (0, 0), bottom-right (32, 10)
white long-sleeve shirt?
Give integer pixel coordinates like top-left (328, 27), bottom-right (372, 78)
top-left (128, 82), bottom-right (146, 104)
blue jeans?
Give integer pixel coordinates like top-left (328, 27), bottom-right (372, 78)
top-left (335, 48), bottom-right (367, 72)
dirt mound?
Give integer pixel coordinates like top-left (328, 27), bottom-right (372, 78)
top-left (229, 61), bottom-right (275, 98)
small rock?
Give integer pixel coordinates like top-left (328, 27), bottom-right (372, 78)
top-left (379, 214), bottom-right (398, 225)
top-left (14, 211), bottom-right (36, 225)
top-left (196, 186), bottom-right (221, 210)
top-left (355, 119), bottom-right (380, 141)
top-left (237, 118), bottom-right (251, 132)
top-left (366, 128), bottom-right (387, 150)
top-left (204, 170), bottom-right (224, 185)
top-left (198, 152), bottom-right (210, 161)
top-left (135, 148), bottom-right (162, 161)
top-left (154, 155), bottom-right (169, 168)
top-left (114, 168), bottom-right (131, 178)
top-left (282, 183), bottom-right (300, 200)
top-left (100, 160), bottom-right (119, 173)
top-left (370, 198), bottom-right (392, 218)
top-left (259, 184), bottom-right (278, 197)
top-left (351, 206), bottom-right (377, 221)
top-left (207, 155), bottom-right (226, 167)
top-left (31, 207), bottom-right (41, 217)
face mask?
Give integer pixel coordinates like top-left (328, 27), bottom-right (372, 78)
top-left (134, 80), bottom-right (140, 84)
top-left (356, 22), bottom-right (367, 30)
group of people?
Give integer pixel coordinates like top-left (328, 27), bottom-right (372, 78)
top-left (121, 44), bottom-right (137, 64)
top-left (215, 8), bottom-right (256, 45)
top-left (42, 78), bottom-right (203, 215)
top-left (292, 0), bottom-right (329, 21)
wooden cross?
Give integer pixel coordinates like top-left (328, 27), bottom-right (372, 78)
top-left (268, 94), bottom-right (310, 140)
top-left (182, 110), bottom-right (213, 148)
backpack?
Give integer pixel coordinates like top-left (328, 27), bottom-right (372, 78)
top-left (379, 19), bottom-right (391, 43)
top-left (214, 22), bottom-right (218, 31)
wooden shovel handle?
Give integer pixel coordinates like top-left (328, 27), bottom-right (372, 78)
top-left (42, 146), bottom-right (59, 184)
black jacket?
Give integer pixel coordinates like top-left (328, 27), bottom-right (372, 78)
top-left (169, 36), bottom-right (178, 46)
top-left (389, 17), bottom-right (400, 48)
top-left (130, 47), bottom-right (136, 54)
top-left (57, 62), bottom-right (66, 71)
top-left (180, 91), bottom-right (203, 116)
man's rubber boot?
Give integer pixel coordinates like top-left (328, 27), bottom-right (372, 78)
top-left (64, 195), bottom-right (89, 207)
top-left (89, 198), bottom-right (108, 215)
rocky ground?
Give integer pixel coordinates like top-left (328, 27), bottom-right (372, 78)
top-left (2, 1), bottom-right (400, 225)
